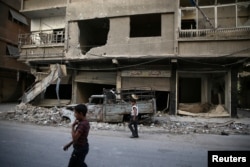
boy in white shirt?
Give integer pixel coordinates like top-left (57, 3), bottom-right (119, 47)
top-left (128, 97), bottom-right (139, 138)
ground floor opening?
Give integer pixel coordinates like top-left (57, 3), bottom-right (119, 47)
top-left (177, 71), bottom-right (230, 117)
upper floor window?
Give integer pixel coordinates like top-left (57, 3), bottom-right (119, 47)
top-left (130, 14), bottom-right (161, 37)
top-left (8, 9), bottom-right (29, 26)
top-left (237, 3), bottom-right (250, 26)
top-left (180, 0), bottom-right (250, 29)
top-left (6, 44), bottom-right (19, 57)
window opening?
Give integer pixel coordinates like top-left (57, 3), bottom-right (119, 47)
top-left (53, 29), bottom-right (65, 43)
top-left (6, 44), bottom-right (19, 57)
top-left (180, 1), bottom-right (250, 29)
top-left (130, 14), bottom-right (161, 37)
top-left (237, 3), bottom-right (250, 26)
top-left (8, 9), bottom-right (28, 26)
top-left (198, 7), bottom-right (215, 29)
top-left (181, 9), bottom-right (197, 29)
top-left (180, 1), bottom-right (214, 29)
top-left (78, 18), bottom-right (109, 54)
top-left (218, 5), bottom-right (236, 28)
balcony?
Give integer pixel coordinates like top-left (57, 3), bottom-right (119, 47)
top-left (19, 30), bottom-right (65, 46)
top-left (179, 27), bottom-right (250, 41)
top-left (18, 30), bottom-right (65, 61)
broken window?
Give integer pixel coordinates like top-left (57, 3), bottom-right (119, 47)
top-left (130, 14), bottom-right (161, 37)
top-left (237, 3), bottom-right (250, 27)
top-left (78, 18), bottom-right (109, 53)
top-left (53, 29), bottom-right (65, 43)
top-left (198, 7), bottom-right (215, 29)
top-left (218, 5), bottom-right (236, 28)
top-left (181, 9), bottom-right (197, 29)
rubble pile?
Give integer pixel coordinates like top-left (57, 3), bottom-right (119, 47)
top-left (151, 119), bottom-right (250, 135)
top-left (0, 103), bottom-right (249, 135)
top-left (0, 103), bottom-right (70, 126)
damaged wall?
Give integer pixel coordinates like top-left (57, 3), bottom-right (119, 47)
top-left (66, 0), bottom-right (175, 58)
top-left (67, 14), bottom-right (175, 58)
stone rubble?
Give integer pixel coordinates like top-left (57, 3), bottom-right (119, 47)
top-left (0, 103), bottom-right (70, 126)
top-left (0, 103), bottom-right (249, 135)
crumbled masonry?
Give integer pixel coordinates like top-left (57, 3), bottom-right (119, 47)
top-left (0, 103), bottom-right (249, 135)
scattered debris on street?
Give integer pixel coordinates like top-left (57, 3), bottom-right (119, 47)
top-left (0, 103), bottom-right (249, 136)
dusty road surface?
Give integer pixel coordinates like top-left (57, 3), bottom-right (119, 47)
top-left (0, 120), bottom-right (250, 167)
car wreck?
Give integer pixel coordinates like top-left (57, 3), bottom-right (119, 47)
top-left (62, 88), bottom-right (156, 124)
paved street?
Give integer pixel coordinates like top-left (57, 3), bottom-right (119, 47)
top-left (0, 120), bottom-right (250, 167)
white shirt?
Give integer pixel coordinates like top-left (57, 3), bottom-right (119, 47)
top-left (131, 104), bottom-right (139, 116)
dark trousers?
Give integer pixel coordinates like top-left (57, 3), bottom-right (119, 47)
top-left (68, 143), bottom-right (89, 167)
top-left (128, 116), bottom-right (138, 137)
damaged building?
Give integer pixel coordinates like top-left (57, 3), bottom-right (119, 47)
top-left (0, 0), bottom-right (34, 103)
top-left (17, 0), bottom-right (250, 117)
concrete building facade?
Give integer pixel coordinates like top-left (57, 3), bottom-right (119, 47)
top-left (18, 0), bottom-right (250, 117)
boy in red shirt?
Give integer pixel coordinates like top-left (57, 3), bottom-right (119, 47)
top-left (63, 104), bottom-right (90, 167)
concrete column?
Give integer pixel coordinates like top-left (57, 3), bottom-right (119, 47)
top-left (169, 63), bottom-right (177, 115)
top-left (116, 71), bottom-right (122, 99)
top-left (71, 69), bottom-right (77, 104)
top-left (231, 67), bottom-right (238, 117)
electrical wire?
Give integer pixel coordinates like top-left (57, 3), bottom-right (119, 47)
top-left (174, 47), bottom-right (250, 67)
top-left (66, 56), bottom-right (170, 71)
top-left (65, 47), bottom-right (250, 71)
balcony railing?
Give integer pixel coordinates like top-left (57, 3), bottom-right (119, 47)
top-left (18, 30), bottom-right (65, 46)
top-left (179, 27), bottom-right (250, 40)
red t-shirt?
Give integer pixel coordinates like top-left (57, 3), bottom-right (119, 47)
top-left (74, 120), bottom-right (90, 147)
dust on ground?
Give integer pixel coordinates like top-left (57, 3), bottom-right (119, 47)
top-left (0, 103), bottom-right (249, 136)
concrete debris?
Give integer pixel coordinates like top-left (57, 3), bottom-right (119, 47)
top-left (0, 103), bottom-right (249, 135)
top-left (178, 104), bottom-right (230, 117)
top-left (179, 103), bottom-right (212, 113)
top-left (0, 103), bottom-right (70, 126)
top-left (61, 107), bottom-right (75, 125)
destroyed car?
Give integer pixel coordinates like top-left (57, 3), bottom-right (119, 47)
top-left (62, 88), bottom-right (156, 123)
